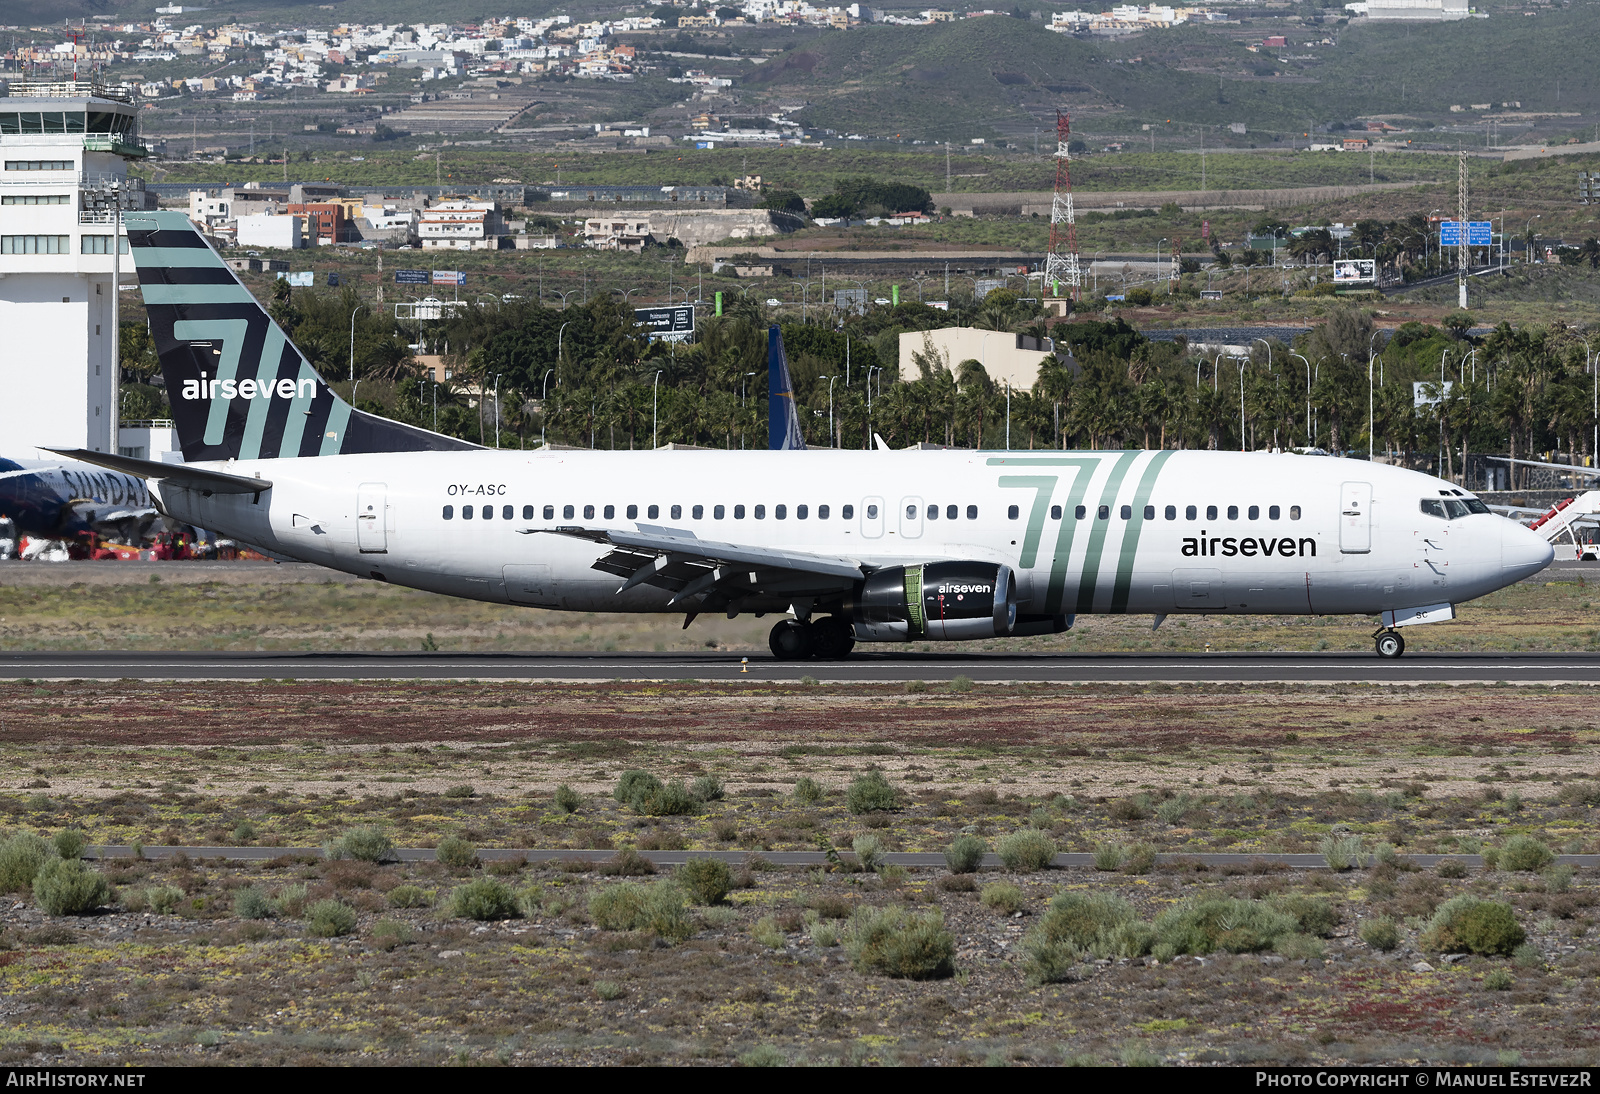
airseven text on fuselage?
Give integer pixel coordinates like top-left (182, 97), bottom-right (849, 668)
top-left (1181, 532), bottom-right (1318, 558)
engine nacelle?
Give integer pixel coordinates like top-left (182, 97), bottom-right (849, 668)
top-left (849, 561), bottom-right (1017, 642)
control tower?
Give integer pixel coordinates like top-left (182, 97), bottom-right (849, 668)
top-left (0, 79), bottom-right (154, 460)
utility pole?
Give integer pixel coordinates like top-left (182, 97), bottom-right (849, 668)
top-left (1457, 151), bottom-right (1469, 310)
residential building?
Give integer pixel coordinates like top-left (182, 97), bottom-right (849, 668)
top-left (236, 213), bottom-right (302, 249)
top-left (0, 79), bottom-right (152, 460)
top-left (418, 199), bottom-right (506, 250)
top-left (582, 216), bottom-right (652, 252)
top-left (287, 201), bottom-right (349, 245)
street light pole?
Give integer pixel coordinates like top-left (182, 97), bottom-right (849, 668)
top-left (348, 304), bottom-right (366, 385)
top-left (652, 369), bottom-right (664, 449)
top-left (540, 368), bottom-right (555, 448)
top-left (1290, 351), bottom-right (1312, 447)
top-left (823, 375), bottom-right (837, 447)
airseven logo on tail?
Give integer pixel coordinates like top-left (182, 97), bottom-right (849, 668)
top-left (181, 377), bottom-right (318, 401)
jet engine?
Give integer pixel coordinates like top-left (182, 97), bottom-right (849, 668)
top-left (848, 561), bottom-right (1017, 642)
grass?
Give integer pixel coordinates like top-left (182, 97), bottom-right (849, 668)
top-left (7, 574), bottom-right (1600, 656)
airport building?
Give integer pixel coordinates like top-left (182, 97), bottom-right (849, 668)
top-left (0, 79), bottom-right (156, 461)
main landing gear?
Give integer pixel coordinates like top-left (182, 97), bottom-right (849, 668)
top-left (769, 617), bottom-right (856, 661)
top-left (1374, 629), bottom-right (1406, 659)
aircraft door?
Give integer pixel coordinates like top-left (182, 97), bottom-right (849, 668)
top-left (1339, 481), bottom-right (1372, 554)
top-left (899, 496), bottom-right (924, 540)
top-left (860, 496), bottom-right (884, 539)
top-left (357, 482), bottom-right (388, 554)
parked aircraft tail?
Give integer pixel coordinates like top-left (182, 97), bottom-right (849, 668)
top-left (126, 210), bottom-right (479, 462)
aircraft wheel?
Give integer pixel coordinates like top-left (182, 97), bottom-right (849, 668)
top-left (810, 617), bottom-right (857, 660)
top-left (769, 618), bottom-right (815, 661)
top-left (1375, 630), bottom-right (1405, 659)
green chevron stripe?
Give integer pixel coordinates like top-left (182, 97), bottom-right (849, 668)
top-left (173, 318), bottom-right (249, 448)
top-left (141, 283), bottom-right (257, 305)
top-left (1110, 450), bottom-right (1175, 613)
top-left (319, 399), bottom-right (351, 456)
top-left (986, 456), bottom-right (1103, 616)
top-left (998, 475), bottom-right (1058, 569)
top-left (1076, 451), bottom-right (1139, 615)
top-left (237, 325), bottom-right (288, 461)
top-left (131, 247), bottom-right (227, 269)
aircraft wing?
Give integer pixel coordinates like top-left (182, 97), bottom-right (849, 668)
top-left (539, 523), bottom-right (866, 610)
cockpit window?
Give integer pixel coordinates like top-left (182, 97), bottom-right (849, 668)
top-left (1465, 498), bottom-right (1490, 514)
top-left (1423, 497), bottom-right (1488, 519)
top-left (1421, 499), bottom-right (1447, 519)
top-left (1444, 499), bottom-right (1472, 519)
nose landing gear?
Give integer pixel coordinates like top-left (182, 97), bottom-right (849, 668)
top-left (1374, 629), bottom-right (1406, 659)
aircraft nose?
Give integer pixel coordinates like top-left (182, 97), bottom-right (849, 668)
top-left (1501, 517), bottom-right (1554, 582)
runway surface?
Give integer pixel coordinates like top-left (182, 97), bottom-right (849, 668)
top-left (5, 650), bottom-right (1600, 684)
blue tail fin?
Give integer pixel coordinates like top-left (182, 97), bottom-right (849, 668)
top-left (767, 325), bottom-right (806, 451)
top-left (126, 211), bottom-right (478, 462)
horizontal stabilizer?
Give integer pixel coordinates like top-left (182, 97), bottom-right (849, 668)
top-left (45, 449), bottom-right (272, 495)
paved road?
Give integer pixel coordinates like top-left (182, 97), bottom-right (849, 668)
top-left (6, 650), bottom-right (1600, 684)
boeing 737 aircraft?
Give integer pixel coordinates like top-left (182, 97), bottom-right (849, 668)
top-left (52, 211), bottom-right (1554, 660)
top-left (0, 456), bottom-right (160, 546)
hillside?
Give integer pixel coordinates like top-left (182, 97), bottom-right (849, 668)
top-left (746, 11), bottom-right (1600, 144)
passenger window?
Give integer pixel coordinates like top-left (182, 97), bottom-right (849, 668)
top-left (735, 504), bottom-right (746, 519)
top-left (543, 505), bottom-right (554, 520)
top-left (464, 505), bottom-right (475, 521)
top-left (1227, 505), bottom-right (1238, 520)
top-left (797, 504), bottom-right (808, 519)
top-left (1289, 506), bottom-right (1302, 520)
top-left (1206, 505), bottom-right (1218, 520)
top-left (946, 504), bottom-right (957, 520)
top-left (755, 505), bottom-right (766, 519)
top-left (647, 504), bottom-right (659, 519)
top-left (1120, 504), bottom-right (1132, 520)
top-left (562, 504), bottom-right (574, 520)
top-left (692, 504), bottom-right (704, 520)
top-left (1007, 505), bottom-right (1019, 520)
top-left (522, 504), bottom-right (534, 520)
top-left (1186, 505), bottom-right (1197, 520)
top-left (443, 505), bottom-right (454, 520)
top-left (1075, 505), bottom-right (1086, 520)
top-left (670, 504), bottom-right (682, 520)
top-left (848, 504), bottom-right (860, 519)
top-left (626, 504), bottom-right (638, 520)
top-left (1247, 505), bottom-right (1259, 520)
top-left (1165, 505), bottom-right (1176, 520)
top-left (775, 504), bottom-right (787, 519)
top-left (604, 504), bottom-right (615, 520)
top-left (714, 504), bottom-right (725, 519)
top-left (583, 504), bottom-right (594, 519)
top-left (966, 505), bottom-right (977, 520)
top-left (1268, 505), bottom-right (1280, 520)
top-left (1050, 504), bottom-right (1062, 520)
top-left (1097, 505), bottom-right (1110, 520)
top-left (1143, 505), bottom-right (1155, 520)
top-left (1421, 499), bottom-right (1447, 519)
top-left (503, 505), bottom-right (513, 520)
top-left (483, 505), bottom-right (494, 520)
top-left (926, 504), bottom-right (937, 520)
top-left (819, 504), bottom-right (830, 519)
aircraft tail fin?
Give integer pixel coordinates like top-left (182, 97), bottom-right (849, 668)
top-left (125, 211), bottom-right (479, 462)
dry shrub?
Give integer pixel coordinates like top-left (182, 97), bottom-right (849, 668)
top-left (844, 905), bottom-right (955, 980)
top-left (1419, 896), bottom-right (1525, 956)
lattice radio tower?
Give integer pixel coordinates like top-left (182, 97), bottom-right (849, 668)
top-left (1044, 110), bottom-right (1083, 300)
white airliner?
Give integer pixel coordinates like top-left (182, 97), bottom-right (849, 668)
top-left (54, 212), bottom-right (1555, 660)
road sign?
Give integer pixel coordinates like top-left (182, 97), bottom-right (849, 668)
top-left (432, 270), bottom-right (465, 286)
top-left (394, 269), bottom-right (429, 284)
top-left (1439, 221), bottom-right (1492, 246)
top-left (633, 305), bottom-right (695, 337)
top-left (275, 271), bottom-right (313, 287)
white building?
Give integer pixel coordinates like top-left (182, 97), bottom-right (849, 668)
top-left (0, 79), bottom-right (151, 460)
top-left (897, 327), bottom-right (1064, 392)
top-left (1362, 0), bottom-right (1467, 18)
top-left (236, 213), bottom-right (302, 250)
top-left (418, 200), bottom-right (505, 250)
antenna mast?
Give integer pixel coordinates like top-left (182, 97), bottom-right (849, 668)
top-left (1044, 110), bottom-right (1082, 301)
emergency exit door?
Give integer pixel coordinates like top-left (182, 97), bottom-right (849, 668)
top-left (1339, 481), bottom-right (1371, 554)
top-left (357, 483), bottom-right (388, 554)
